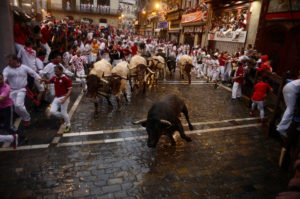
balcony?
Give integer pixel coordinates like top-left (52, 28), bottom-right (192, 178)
top-left (49, 3), bottom-right (119, 16)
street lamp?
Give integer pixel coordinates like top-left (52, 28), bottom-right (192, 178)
top-left (155, 3), bottom-right (160, 10)
top-left (142, 10), bottom-right (146, 14)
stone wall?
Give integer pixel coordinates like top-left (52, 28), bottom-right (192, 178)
top-left (0, 0), bottom-right (14, 72)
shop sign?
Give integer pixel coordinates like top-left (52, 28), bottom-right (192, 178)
top-left (181, 11), bottom-right (206, 24)
top-left (208, 31), bottom-right (247, 43)
top-left (167, 12), bottom-right (180, 20)
top-left (194, 26), bottom-right (203, 33)
top-left (184, 26), bottom-right (194, 33)
top-left (158, 21), bottom-right (168, 28)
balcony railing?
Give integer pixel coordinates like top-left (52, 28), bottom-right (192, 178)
top-left (49, 3), bottom-right (119, 15)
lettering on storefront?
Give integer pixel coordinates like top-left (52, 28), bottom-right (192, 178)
top-left (167, 12), bottom-right (180, 21)
top-left (194, 26), bottom-right (203, 33)
top-left (181, 11), bottom-right (207, 24)
top-left (184, 26), bottom-right (194, 33)
top-left (208, 31), bottom-right (247, 43)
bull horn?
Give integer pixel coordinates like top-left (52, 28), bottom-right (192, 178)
top-left (100, 78), bottom-right (109, 84)
top-left (160, 120), bottom-right (172, 126)
top-left (121, 76), bottom-right (127, 80)
top-left (132, 119), bottom-right (147, 125)
top-left (147, 68), bottom-right (155, 74)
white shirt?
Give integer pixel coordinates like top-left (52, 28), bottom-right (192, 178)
top-left (238, 55), bottom-right (249, 62)
top-left (87, 32), bottom-right (93, 40)
top-left (3, 64), bottom-right (41, 90)
top-left (70, 55), bottom-right (87, 72)
top-left (40, 62), bottom-right (74, 80)
top-left (17, 47), bottom-right (37, 71)
top-left (36, 58), bottom-right (44, 71)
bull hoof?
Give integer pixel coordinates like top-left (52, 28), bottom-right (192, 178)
top-left (189, 125), bottom-right (194, 131)
top-left (185, 136), bottom-right (192, 142)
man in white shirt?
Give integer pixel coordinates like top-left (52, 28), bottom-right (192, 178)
top-left (3, 55), bottom-right (41, 127)
top-left (17, 41), bottom-right (37, 71)
top-left (39, 54), bottom-right (73, 98)
top-left (70, 50), bottom-right (88, 91)
top-left (277, 77), bottom-right (300, 137)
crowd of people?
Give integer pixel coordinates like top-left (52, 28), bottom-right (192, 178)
top-left (0, 15), bottom-right (299, 154)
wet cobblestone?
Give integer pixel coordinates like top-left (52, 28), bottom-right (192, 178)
top-left (0, 81), bottom-right (290, 198)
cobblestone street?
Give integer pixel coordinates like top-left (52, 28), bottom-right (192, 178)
top-left (0, 80), bottom-right (290, 199)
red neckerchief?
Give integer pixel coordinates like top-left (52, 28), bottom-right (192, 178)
top-left (24, 47), bottom-right (34, 55)
top-left (37, 56), bottom-right (44, 62)
top-left (52, 60), bottom-right (59, 65)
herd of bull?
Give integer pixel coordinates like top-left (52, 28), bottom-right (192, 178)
top-left (77, 54), bottom-right (195, 147)
top-left (80, 54), bottom-right (195, 113)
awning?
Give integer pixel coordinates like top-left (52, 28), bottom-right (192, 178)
top-left (181, 11), bottom-right (207, 24)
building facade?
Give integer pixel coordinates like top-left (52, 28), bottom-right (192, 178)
top-left (47, 0), bottom-right (120, 27)
top-left (256, 0), bottom-right (300, 76)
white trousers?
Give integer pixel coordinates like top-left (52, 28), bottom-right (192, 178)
top-left (252, 100), bottom-right (264, 119)
top-left (10, 88), bottom-right (30, 122)
top-left (277, 84), bottom-right (298, 136)
top-left (196, 63), bottom-right (203, 77)
top-left (75, 70), bottom-right (87, 90)
top-left (41, 42), bottom-right (51, 63)
top-left (90, 53), bottom-right (97, 63)
top-left (232, 82), bottom-right (242, 99)
top-left (207, 66), bottom-right (214, 79)
top-left (212, 66), bottom-right (225, 81)
top-left (50, 96), bottom-right (70, 126)
top-left (224, 64), bottom-right (232, 82)
top-left (0, 135), bottom-right (14, 143)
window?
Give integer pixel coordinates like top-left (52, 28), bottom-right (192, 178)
top-left (99, 18), bottom-right (107, 23)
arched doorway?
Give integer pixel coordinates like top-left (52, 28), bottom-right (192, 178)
top-left (278, 26), bottom-right (300, 76)
top-left (261, 25), bottom-right (287, 73)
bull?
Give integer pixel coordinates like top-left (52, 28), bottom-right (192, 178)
top-left (179, 55), bottom-right (194, 84)
top-left (166, 56), bottom-right (176, 78)
top-left (133, 94), bottom-right (193, 148)
top-left (129, 55), bottom-right (151, 93)
top-left (85, 59), bottom-right (113, 116)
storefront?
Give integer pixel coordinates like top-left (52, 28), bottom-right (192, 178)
top-left (181, 11), bottom-right (206, 47)
top-left (256, 0), bottom-right (300, 76)
top-left (166, 8), bottom-right (182, 43)
top-left (158, 21), bottom-right (168, 40)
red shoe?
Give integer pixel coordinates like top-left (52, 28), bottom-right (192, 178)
top-left (24, 121), bottom-right (30, 127)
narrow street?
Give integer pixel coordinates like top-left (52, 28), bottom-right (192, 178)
top-left (0, 79), bottom-right (289, 199)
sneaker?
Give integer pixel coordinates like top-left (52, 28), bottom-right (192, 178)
top-left (23, 121), bottom-right (30, 127)
top-left (64, 126), bottom-right (71, 133)
top-left (249, 112), bottom-right (253, 116)
top-left (12, 134), bottom-right (18, 149)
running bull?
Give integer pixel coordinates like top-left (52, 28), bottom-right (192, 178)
top-left (133, 94), bottom-right (194, 148)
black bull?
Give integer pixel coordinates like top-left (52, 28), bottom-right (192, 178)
top-left (133, 94), bottom-right (194, 148)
